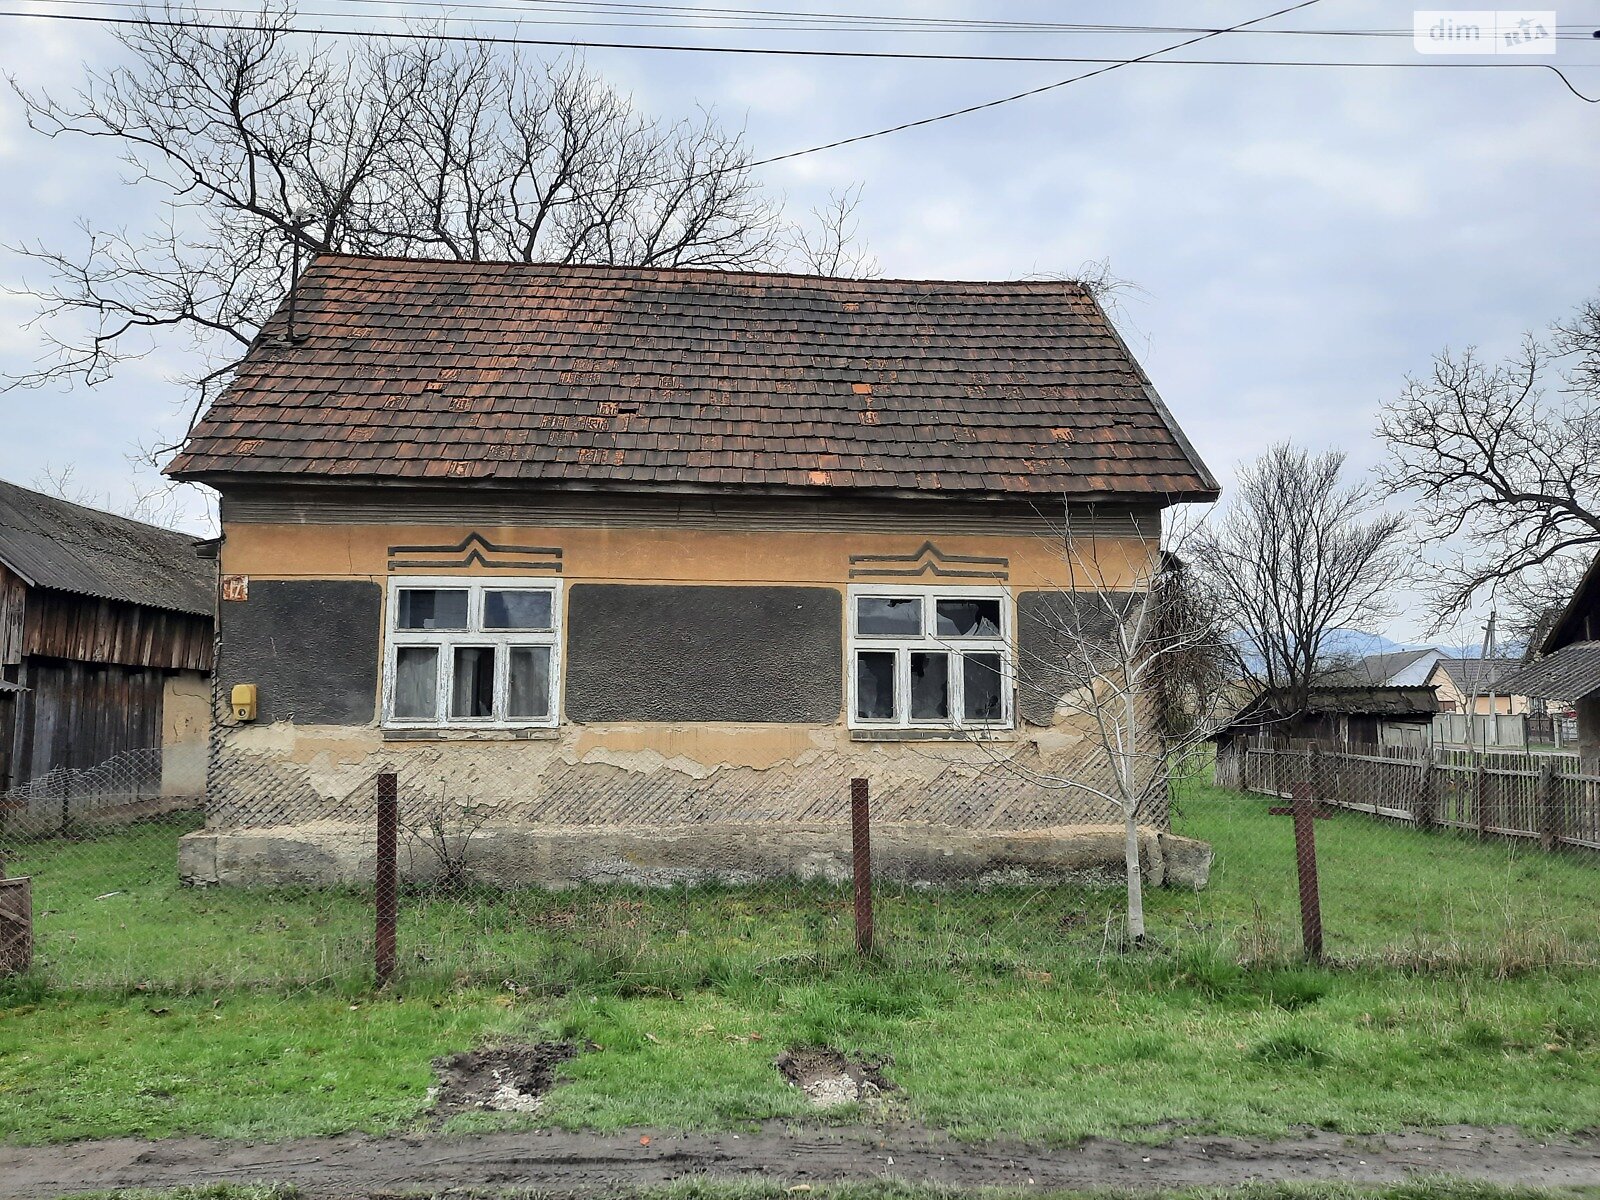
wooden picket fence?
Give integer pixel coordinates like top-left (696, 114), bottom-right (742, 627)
top-left (1219, 741), bottom-right (1600, 853)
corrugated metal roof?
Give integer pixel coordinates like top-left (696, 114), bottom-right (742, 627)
top-left (1499, 642), bottom-right (1600, 701)
top-left (0, 479), bottom-right (213, 615)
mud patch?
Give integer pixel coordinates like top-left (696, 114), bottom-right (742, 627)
top-left (430, 1041), bottom-right (579, 1119)
top-left (776, 1045), bottom-right (893, 1109)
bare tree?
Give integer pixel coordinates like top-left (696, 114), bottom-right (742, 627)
top-left (1016, 515), bottom-right (1235, 942)
top-left (937, 509), bottom-right (1234, 944)
top-left (1189, 444), bottom-right (1410, 718)
top-left (5, 6), bottom-right (871, 458)
top-left (782, 185), bottom-right (879, 278)
top-left (1377, 295), bottom-right (1600, 625)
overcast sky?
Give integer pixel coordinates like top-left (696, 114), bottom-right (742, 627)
top-left (1, 0), bottom-right (1596, 647)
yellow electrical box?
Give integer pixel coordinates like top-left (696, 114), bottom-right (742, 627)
top-left (230, 684), bottom-right (258, 722)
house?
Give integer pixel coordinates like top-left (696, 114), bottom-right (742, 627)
top-left (1500, 555), bottom-right (1600, 769)
top-left (1212, 686), bottom-right (1439, 759)
top-left (1425, 656), bottom-right (1529, 714)
top-left (0, 480), bottom-right (214, 802)
top-left (1337, 647), bottom-right (1446, 687)
top-left (164, 256), bottom-right (1220, 888)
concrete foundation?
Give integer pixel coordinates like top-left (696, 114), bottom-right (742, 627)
top-left (178, 820), bottom-right (1212, 891)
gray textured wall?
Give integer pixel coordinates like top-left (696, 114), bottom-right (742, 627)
top-left (1016, 590), bottom-right (1138, 726)
top-left (565, 584), bottom-right (842, 722)
top-left (220, 580), bottom-right (381, 724)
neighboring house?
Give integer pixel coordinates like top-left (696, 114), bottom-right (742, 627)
top-left (1500, 555), bottom-right (1600, 769)
top-left (1337, 648), bottom-right (1447, 688)
top-left (1213, 686), bottom-right (1439, 757)
top-left (1425, 656), bottom-right (1530, 714)
top-left (164, 255), bottom-right (1219, 887)
top-left (0, 480), bottom-right (214, 795)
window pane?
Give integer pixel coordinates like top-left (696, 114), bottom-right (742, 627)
top-left (450, 647), bottom-right (496, 719)
top-left (856, 651), bottom-right (897, 720)
top-left (396, 588), bottom-right (468, 630)
top-left (857, 596), bottom-right (922, 636)
top-left (910, 652), bottom-right (950, 721)
top-left (508, 646), bottom-right (552, 719)
top-left (936, 598), bottom-right (1002, 638)
top-left (393, 647), bottom-right (439, 719)
top-left (963, 652), bottom-right (1005, 721)
top-left (485, 589), bottom-right (553, 631)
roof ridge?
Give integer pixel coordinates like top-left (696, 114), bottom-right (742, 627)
top-left (304, 251), bottom-right (1099, 291)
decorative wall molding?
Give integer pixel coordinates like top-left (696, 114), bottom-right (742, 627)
top-left (848, 541), bottom-right (1010, 581)
top-left (387, 532), bottom-right (563, 572)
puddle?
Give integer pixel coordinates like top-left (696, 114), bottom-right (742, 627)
top-left (430, 1041), bottom-right (579, 1119)
top-left (776, 1045), bottom-right (893, 1109)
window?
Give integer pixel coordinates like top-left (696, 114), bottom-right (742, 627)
top-left (847, 585), bottom-right (1012, 731)
top-left (383, 577), bottom-right (561, 729)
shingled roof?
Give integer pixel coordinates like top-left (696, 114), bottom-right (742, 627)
top-left (166, 255), bottom-right (1218, 501)
top-left (0, 479), bottom-right (212, 615)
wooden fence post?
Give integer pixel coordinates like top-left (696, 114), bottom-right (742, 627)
top-left (1290, 781), bottom-right (1324, 963)
top-left (1474, 759), bottom-right (1488, 842)
top-left (850, 778), bottom-right (873, 956)
top-left (1537, 760), bottom-right (1559, 852)
top-left (375, 772), bottom-right (398, 987)
top-left (1415, 759), bottom-right (1435, 831)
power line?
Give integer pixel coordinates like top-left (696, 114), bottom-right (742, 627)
top-left (6, 5), bottom-right (1600, 72)
top-left (18, 0), bottom-right (1600, 38)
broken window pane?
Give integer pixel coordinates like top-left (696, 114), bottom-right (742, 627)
top-left (963, 652), bottom-right (1005, 721)
top-left (396, 588), bottom-right (469, 630)
top-left (936, 598), bottom-right (1002, 638)
top-left (857, 596), bottom-right (922, 636)
top-left (507, 646), bottom-right (552, 719)
top-left (856, 651), bottom-right (896, 720)
top-left (910, 652), bottom-right (950, 720)
top-left (450, 646), bottom-right (496, 719)
top-left (393, 647), bottom-right (439, 719)
top-left (484, 589), bottom-right (553, 631)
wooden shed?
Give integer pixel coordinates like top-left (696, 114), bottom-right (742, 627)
top-left (0, 480), bottom-right (214, 793)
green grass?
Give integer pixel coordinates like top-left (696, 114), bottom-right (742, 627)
top-left (2, 779), bottom-right (1599, 1145)
top-left (10, 782), bottom-right (1598, 994)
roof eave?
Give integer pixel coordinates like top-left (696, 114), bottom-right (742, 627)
top-left (170, 469), bottom-right (1219, 507)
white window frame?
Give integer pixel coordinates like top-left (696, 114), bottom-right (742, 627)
top-left (382, 576), bottom-right (563, 730)
top-left (847, 583), bottom-right (1014, 732)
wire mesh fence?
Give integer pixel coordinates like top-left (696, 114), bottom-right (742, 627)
top-left (1, 734), bottom-right (1597, 996)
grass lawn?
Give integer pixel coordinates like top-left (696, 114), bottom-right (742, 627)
top-left (1, 779), bottom-right (1598, 1145)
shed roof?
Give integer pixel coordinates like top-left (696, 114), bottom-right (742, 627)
top-left (0, 479), bottom-right (213, 615)
top-left (166, 255), bottom-right (1218, 501)
top-left (1215, 685), bottom-right (1439, 738)
top-left (1499, 642), bottom-right (1600, 701)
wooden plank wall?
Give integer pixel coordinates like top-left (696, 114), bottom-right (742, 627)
top-left (10, 659), bottom-right (167, 779)
top-left (22, 588), bottom-right (212, 673)
top-left (0, 564), bottom-right (24, 667)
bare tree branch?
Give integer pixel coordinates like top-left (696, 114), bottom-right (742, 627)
top-left (1189, 443), bottom-right (1410, 717)
top-left (3, 4), bottom-right (870, 465)
top-left (1376, 296), bottom-right (1600, 625)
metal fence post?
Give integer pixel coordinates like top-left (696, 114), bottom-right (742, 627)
top-left (850, 777), bottom-right (873, 956)
top-left (376, 772), bottom-right (398, 987)
top-left (1289, 780), bottom-right (1324, 963)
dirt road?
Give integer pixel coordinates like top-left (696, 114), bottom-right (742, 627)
top-left (3, 1123), bottom-right (1599, 1197)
